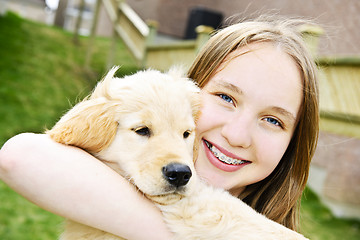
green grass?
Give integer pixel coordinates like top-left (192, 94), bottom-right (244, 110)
top-left (0, 12), bottom-right (359, 240)
top-left (0, 12), bottom-right (138, 239)
top-left (0, 181), bottom-right (63, 239)
top-left (301, 188), bottom-right (360, 239)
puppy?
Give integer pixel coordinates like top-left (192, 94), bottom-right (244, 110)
top-left (47, 67), bottom-right (309, 240)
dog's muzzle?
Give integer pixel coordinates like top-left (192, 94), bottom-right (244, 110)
top-left (162, 163), bottom-right (192, 188)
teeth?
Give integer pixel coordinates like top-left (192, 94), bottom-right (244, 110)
top-left (205, 141), bottom-right (246, 165)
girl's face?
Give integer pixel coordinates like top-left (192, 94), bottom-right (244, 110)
top-left (195, 42), bottom-right (302, 196)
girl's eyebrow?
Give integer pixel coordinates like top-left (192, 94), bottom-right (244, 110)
top-left (270, 106), bottom-right (297, 124)
top-left (213, 80), bottom-right (243, 95)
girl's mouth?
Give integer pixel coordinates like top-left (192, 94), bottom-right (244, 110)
top-left (204, 140), bottom-right (250, 166)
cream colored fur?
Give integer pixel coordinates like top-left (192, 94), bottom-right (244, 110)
top-left (47, 67), bottom-right (308, 240)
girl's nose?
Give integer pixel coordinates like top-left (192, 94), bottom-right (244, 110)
top-left (221, 112), bottom-right (253, 149)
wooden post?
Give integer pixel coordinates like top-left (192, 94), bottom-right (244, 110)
top-left (107, 22), bottom-right (118, 69)
top-left (145, 20), bottom-right (158, 45)
top-left (85, 0), bottom-right (101, 68)
top-left (299, 24), bottom-right (324, 57)
top-left (54, 0), bottom-right (69, 27)
top-left (105, 0), bottom-right (120, 69)
top-left (73, 0), bottom-right (86, 45)
top-left (142, 20), bottom-right (158, 67)
top-left (195, 25), bottom-right (213, 53)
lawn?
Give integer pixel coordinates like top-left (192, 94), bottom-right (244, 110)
top-left (0, 12), bottom-right (138, 239)
top-left (0, 12), bottom-right (359, 240)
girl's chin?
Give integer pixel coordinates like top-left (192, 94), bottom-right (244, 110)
top-left (195, 157), bottom-right (236, 189)
top-left (195, 165), bottom-right (245, 196)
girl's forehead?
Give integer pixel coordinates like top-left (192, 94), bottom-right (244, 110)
top-left (226, 42), bottom-right (284, 62)
top-left (219, 42), bottom-right (301, 83)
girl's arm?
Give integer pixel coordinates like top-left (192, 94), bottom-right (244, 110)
top-left (0, 133), bottom-right (173, 240)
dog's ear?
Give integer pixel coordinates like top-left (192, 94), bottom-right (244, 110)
top-left (190, 93), bottom-right (201, 163)
top-left (180, 78), bottom-right (201, 123)
top-left (167, 65), bottom-right (186, 78)
top-left (167, 67), bottom-right (202, 123)
top-left (190, 92), bottom-right (202, 123)
top-left (90, 66), bottom-right (120, 100)
top-left (46, 98), bottom-right (118, 154)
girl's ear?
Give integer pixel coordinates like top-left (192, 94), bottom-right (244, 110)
top-left (46, 98), bottom-right (118, 154)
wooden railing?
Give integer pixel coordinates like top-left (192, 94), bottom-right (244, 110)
top-left (102, 0), bottom-right (149, 64)
top-left (101, 0), bottom-right (213, 70)
top-left (316, 57), bottom-right (360, 138)
top-left (301, 25), bottom-right (360, 138)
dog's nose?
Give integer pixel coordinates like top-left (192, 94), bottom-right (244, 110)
top-left (162, 163), bottom-right (192, 187)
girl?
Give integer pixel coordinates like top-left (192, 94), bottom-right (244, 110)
top-left (0, 16), bottom-right (319, 239)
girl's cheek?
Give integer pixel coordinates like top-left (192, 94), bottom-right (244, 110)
top-left (259, 137), bottom-right (290, 168)
top-left (196, 106), bottom-right (212, 133)
top-left (197, 100), bottom-right (223, 132)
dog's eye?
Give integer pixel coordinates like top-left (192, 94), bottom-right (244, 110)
top-left (133, 127), bottom-right (151, 137)
top-left (183, 130), bottom-right (191, 139)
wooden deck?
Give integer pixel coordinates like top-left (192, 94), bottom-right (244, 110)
top-left (317, 58), bottom-right (360, 138)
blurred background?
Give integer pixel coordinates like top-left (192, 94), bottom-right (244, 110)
top-left (0, 0), bottom-right (359, 239)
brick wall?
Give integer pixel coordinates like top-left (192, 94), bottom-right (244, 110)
top-left (308, 132), bottom-right (360, 218)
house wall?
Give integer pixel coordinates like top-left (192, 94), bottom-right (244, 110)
top-left (127, 0), bottom-right (360, 56)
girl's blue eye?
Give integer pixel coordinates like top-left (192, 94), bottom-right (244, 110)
top-left (219, 94), bottom-right (233, 103)
top-left (264, 117), bottom-right (281, 127)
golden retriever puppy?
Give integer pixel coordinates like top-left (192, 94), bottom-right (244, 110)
top-left (47, 67), bottom-right (308, 240)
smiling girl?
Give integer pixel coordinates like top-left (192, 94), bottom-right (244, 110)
top-left (0, 16), bottom-right (319, 239)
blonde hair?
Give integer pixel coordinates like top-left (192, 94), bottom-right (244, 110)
top-left (188, 16), bottom-right (319, 231)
